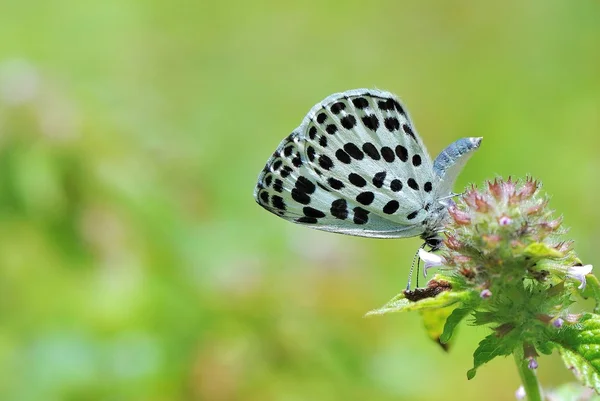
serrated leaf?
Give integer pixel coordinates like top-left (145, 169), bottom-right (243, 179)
top-left (365, 289), bottom-right (470, 317)
top-left (552, 314), bottom-right (600, 393)
top-left (558, 349), bottom-right (600, 394)
top-left (467, 332), bottom-right (516, 380)
top-left (420, 306), bottom-right (457, 351)
top-left (581, 275), bottom-right (600, 314)
top-left (523, 242), bottom-right (563, 260)
top-left (441, 306), bottom-right (473, 344)
top-left (536, 340), bottom-right (556, 355)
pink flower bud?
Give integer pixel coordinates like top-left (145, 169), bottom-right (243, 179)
top-left (488, 179), bottom-right (503, 199)
top-left (448, 206), bottom-right (471, 225)
top-left (517, 177), bottom-right (538, 199)
top-left (498, 215), bottom-right (512, 226)
top-left (474, 195), bottom-right (490, 212)
top-left (445, 235), bottom-right (463, 251)
top-left (502, 177), bottom-right (516, 198)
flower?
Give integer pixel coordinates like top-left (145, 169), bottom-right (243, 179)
top-left (418, 248), bottom-right (445, 277)
top-left (528, 358), bottom-right (538, 369)
top-left (515, 385), bottom-right (526, 400)
top-left (552, 318), bottom-right (564, 328)
top-left (566, 264), bottom-right (593, 290)
top-left (498, 215), bottom-right (512, 226)
top-left (480, 289), bottom-right (492, 299)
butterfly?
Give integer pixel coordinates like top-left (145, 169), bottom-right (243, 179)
top-left (254, 89), bottom-right (481, 253)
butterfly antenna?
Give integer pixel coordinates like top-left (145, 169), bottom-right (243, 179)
top-left (406, 244), bottom-right (426, 290)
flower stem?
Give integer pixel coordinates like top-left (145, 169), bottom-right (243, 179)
top-left (514, 352), bottom-right (543, 401)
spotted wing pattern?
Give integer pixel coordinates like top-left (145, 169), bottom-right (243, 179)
top-left (254, 89), bottom-right (438, 239)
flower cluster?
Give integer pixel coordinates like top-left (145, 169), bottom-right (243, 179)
top-left (370, 177), bottom-right (600, 397)
top-left (429, 177), bottom-right (589, 294)
top-left (411, 178), bottom-right (594, 371)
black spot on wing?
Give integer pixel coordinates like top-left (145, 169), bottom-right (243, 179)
top-left (372, 171), bottom-right (386, 188)
top-left (264, 175), bottom-right (273, 187)
top-left (331, 199), bottom-right (348, 220)
top-left (348, 173), bottom-right (367, 187)
top-left (378, 98), bottom-right (396, 111)
top-left (307, 146), bottom-right (316, 161)
top-left (335, 149), bottom-right (351, 164)
top-left (356, 191), bottom-right (375, 206)
top-left (318, 136), bottom-right (328, 147)
top-left (296, 176), bottom-right (316, 194)
top-left (412, 155), bottom-right (422, 167)
top-left (273, 179), bottom-right (283, 193)
top-left (303, 206), bottom-right (326, 218)
top-left (407, 178), bottom-right (419, 190)
top-left (362, 142), bottom-right (380, 160)
top-left (340, 115), bottom-right (357, 129)
top-left (395, 145), bottom-right (408, 162)
top-left (318, 155), bottom-right (334, 170)
top-left (384, 117), bottom-right (400, 132)
top-left (272, 195), bottom-right (286, 210)
top-left (353, 207), bottom-right (369, 224)
top-left (291, 188), bottom-right (311, 205)
top-left (326, 124), bottom-right (338, 135)
top-left (362, 115), bottom-right (379, 131)
top-left (330, 102), bottom-right (346, 114)
top-left (381, 147), bottom-right (395, 162)
top-left (383, 200), bottom-right (399, 214)
top-left (328, 178), bottom-right (345, 190)
top-left (280, 166), bottom-right (293, 178)
top-left (296, 216), bottom-right (318, 224)
top-left (390, 179), bottom-right (402, 192)
top-left (343, 143), bottom-right (364, 160)
top-left (352, 97), bottom-right (369, 109)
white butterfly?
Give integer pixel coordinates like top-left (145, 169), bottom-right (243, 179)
top-left (254, 89), bottom-right (481, 250)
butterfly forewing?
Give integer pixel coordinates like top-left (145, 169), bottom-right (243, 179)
top-left (254, 89), bottom-right (439, 238)
top-left (299, 89), bottom-right (437, 226)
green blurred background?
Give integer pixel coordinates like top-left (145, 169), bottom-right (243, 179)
top-left (0, 1), bottom-right (599, 400)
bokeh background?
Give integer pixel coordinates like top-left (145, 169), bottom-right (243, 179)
top-left (1, 1), bottom-right (599, 400)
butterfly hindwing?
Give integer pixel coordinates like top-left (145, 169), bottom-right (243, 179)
top-left (254, 131), bottom-right (427, 238)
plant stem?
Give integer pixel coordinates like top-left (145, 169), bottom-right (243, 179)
top-left (514, 352), bottom-right (543, 401)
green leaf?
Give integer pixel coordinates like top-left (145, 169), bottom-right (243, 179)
top-left (365, 289), bottom-right (471, 317)
top-left (420, 306), bottom-right (457, 351)
top-left (581, 275), bottom-right (600, 314)
top-left (546, 382), bottom-right (600, 400)
top-left (467, 332), bottom-right (516, 380)
top-left (536, 340), bottom-right (556, 355)
top-left (523, 242), bottom-right (563, 260)
top-left (440, 306), bottom-right (473, 344)
top-left (552, 314), bottom-right (600, 393)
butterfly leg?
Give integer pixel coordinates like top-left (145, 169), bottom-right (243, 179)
top-left (406, 243), bottom-right (426, 290)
